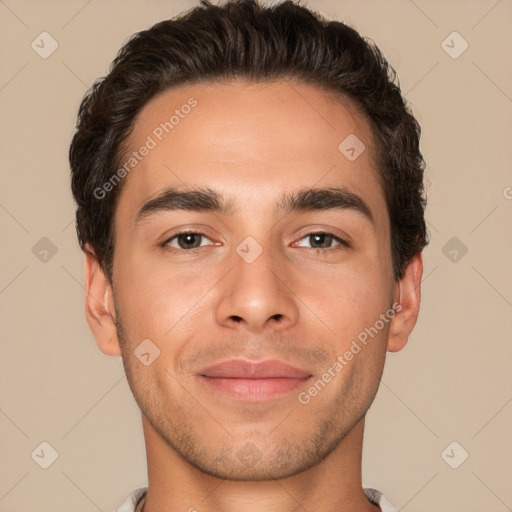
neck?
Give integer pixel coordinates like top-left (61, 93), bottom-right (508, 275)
top-left (140, 414), bottom-right (380, 512)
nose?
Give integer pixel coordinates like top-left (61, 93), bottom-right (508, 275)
top-left (215, 242), bottom-right (299, 334)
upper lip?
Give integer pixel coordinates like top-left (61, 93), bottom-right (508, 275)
top-left (198, 359), bottom-right (312, 379)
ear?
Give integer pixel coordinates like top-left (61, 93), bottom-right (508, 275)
top-left (84, 244), bottom-right (121, 357)
top-left (387, 252), bottom-right (423, 353)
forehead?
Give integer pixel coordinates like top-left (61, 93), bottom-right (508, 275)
top-left (116, 79), bottom-right (386, 225)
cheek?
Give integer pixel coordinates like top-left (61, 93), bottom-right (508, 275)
top-left (113, 217), bottom-right (394, 343)
top-left (114, 248), bottom-right (214, 343)
top-left (313, 264), bottom-right (393, 349)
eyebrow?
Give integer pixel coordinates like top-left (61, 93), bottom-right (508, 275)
top-left (135, 185), bottom-right (374, 225)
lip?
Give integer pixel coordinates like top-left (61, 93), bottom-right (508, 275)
top-left (197, 359), bottom-right (312, 402)
top-left (199, 359), bottom-right (312, 379)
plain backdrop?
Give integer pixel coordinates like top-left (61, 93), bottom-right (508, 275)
top-left (1, 1), bottom-right (511, 511)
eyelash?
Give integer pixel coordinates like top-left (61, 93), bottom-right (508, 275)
top-left (160, 229), bottom-right (350, 255)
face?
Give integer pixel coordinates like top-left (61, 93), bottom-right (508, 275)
top-left (87, 80), bottom-right (419, 481)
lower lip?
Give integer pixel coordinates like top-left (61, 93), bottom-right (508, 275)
top-left (199, 376), bottom-right (311, 401)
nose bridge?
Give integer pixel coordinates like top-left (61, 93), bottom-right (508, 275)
top-left (215, 235), bottom-right (299, 332)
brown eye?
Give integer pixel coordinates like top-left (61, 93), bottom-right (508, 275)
top-left (175, 233), bottom-right (203, 249)
top-left (295, 232), bottom-right (348, 251)
top-left (163, 231), bottom-right (213, 252)
top-left (309, 233), bottom-right (335, 249)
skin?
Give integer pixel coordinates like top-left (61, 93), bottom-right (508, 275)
top-left (84, 80), bottom-right (423, 512)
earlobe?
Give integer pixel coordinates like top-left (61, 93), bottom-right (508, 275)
top-left (84, 244), bottom-right (122, 357)
top-left (387, 252), bottom-right (423, 353)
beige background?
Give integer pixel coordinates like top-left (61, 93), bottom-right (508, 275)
top-left (1, 0), bottom-right (511, 511)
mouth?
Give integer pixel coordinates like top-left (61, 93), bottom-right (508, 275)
top-left (197, 359), bottom-right (313, 402)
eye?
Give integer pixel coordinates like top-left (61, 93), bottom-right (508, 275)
top-left (294, 232), bottom-right (349, 252)
top-left (162, 231), bottom-right (215, 252)
top-left (161, 230), bottom-right (349, 254)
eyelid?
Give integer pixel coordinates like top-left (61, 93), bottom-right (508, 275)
top-left (162, 229), bottom-right (219, 249)
top-left (291, 224), bottom-right (352, 249)
top-left (292, 231), bottom-right (350, 249)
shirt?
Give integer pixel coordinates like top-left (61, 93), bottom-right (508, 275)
top-left (113, 486), bottom-right (398, 512)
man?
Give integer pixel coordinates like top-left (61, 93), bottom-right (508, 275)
top-left (69, 0), bottom-right (428, 510)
